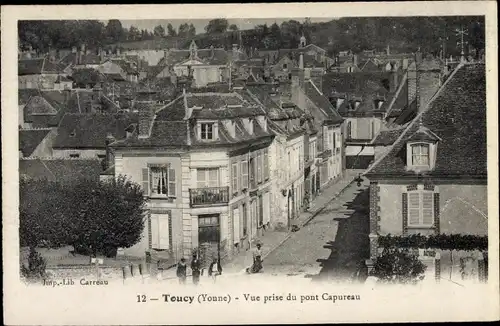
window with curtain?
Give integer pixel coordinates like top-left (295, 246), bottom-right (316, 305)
top-left (150, 166), bottom-right (176, 196)
top-left (411, 143), bottom-right (430, 166)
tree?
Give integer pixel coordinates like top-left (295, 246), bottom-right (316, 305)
top-left (205, 18), bottom-right (229, 34)
top-left (68, 176), bottom-right (146, 257)
top-left (128, 26), bottom-right (140, 41)
top-left (229, 24), bottom-right (239, 32)
top-left (154, 24), bottom-right (165, 37)
top-left (71, 68), bottom-right (103, 88)
top-left (178, 23), bottom-right (190, 38)
top-left (188, 23), bottom-right (196, 37)
top-left (370, 247), bottom-right (427, 285)
top-left (167, 23), bottom-right (177, 37)
top-left (105, 19), bottom-right (124, 43)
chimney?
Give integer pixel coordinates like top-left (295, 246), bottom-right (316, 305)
top-left (116, 47), bottom-right (121, 57)
top-left (415, 49), bottom-right (422, 65)
top-left (353, 54), bottom-right (358, 67)
top-left (386, 44), bottom-right (390, 55)
top-left (99, 48), bottom-right (104, 63)
top-left (183, 88), bottom-right (193, 120)
top-left (72, 46), bottom-right (77, 53)
top-left (299, 53), bottom-right (304, 69)
top-left (138, 103), bottom-right (155, 138)
top-left (390, 70), bottom-right (398, 93)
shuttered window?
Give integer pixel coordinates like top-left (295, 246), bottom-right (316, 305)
top-left (151, 213), bottom-right (170, 250)
top-left (240, 160), bottom-right (249, 189)
top-left (257, 153), bottom-right (262, 183)
top-left (407, 191), bottom-right (435, 227)
top-left (197, 168), bottom-right (219, 188)
top-left (143, 165), bottom-right (176, 197)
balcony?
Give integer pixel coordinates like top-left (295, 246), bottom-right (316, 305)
top-left (189, 186), bottom-right (229, 207)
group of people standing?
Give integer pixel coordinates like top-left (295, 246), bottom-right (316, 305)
top-left (176, 254), bottom-right (222, 285)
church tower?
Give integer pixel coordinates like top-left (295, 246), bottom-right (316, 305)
top-left (299, 34), bottom-right (306, 48)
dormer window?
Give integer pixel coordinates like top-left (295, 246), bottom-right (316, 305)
top-left (198, 121), bottom-right (218, 140)
top-left (411, 143), bottom-right (430, 167)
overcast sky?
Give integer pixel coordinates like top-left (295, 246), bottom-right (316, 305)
top-left (119, 18), bottom-right (334, 33)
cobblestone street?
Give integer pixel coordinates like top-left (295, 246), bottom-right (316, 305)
top-left (263, 177), bottom-right (370, 282)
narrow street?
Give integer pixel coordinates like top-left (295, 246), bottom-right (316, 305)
top-left (263, 177), bottom-right (371, 282)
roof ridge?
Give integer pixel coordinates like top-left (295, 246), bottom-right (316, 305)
top-left (20, 157), bottom-right (100, 161)
top-left (381, 72), bottom-right (408, 120)
top-left (364, 62), bottom-right (465, 176)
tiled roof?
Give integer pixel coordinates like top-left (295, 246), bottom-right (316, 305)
top-left (367, 64), bottom-right (486, 177)
top-left (19, 158), bottom-right (102, 183)
top-left (158, 48), bottom-right (229, 66)
top-left (371, 128), bottom-right (406, 146)
top-left (19, 128), bottom-right (52, 157)
top-left (53, 113), bottom-right (138, 149)
top-left (322, 72), bottom-right (392, 96)
top-left (18, 89), bottom-right (39, 106)
top-left (304, 80), bottom-right (343, 124)
top-left (18, 57), bottom-right (60, 75)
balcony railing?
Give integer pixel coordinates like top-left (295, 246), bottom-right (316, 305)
top-left (189, 186), bottom-right (229, 207)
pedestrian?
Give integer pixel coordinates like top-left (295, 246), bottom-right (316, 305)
top-left (251, 243), bottom-right (263, 273)
top-left (191, 253), bottom-right (201, 285)
top-left (208, 257), bottom-right (222, 283)
top-left (176, 258), bottom-right (187, 285)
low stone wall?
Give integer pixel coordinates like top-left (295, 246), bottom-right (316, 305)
top-left (45, 263), bottom-right (152, 282)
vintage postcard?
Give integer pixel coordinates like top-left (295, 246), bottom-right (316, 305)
top-left (2, 2), bottom-right (499, 325)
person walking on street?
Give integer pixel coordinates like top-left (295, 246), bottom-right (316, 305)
top-left (176, 258), bottom-right (187, 285)
top-left (253, 243), bottom-right (264, 273)
top-left (191, 253), bottom-right (201, 285)
top-left (208, 257), bottom-right (222, 283)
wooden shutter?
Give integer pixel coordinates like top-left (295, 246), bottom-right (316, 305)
top-left (434, 193), bottom-right (440, 233)
top-left (209, 168), bottom-right (219, 187)
top-left (264, 150), bottom-right (269, 180)
top-left (408, 192), bottom-right (420, 225)
top-left (232, 163), bottom-right (238, 193)
top-left (142, 168), bottom-right (150, 196)
top-left (151, 214), bottom-right (159, 249)
top-left (257, 153), bottom-right (262, 183)
top-left (158, 214), bottom-right (170, 249)
top-left (197, 169), bottom-right (206, 188)
top-left (422, 192), bottom-right (434, 225)
top-left (263, 192), bottom-right (270, 225)
top-left (402, 193), bottom-right (408, 235)
top-left (241, 160), bottom-right (248, 189)
top-left (233, 207), bottom-right (240, 244)
top-left (168, 166), bottom-right (176, 197)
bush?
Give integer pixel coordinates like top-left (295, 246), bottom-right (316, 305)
top-left (21, 248), bottom-right (47, 281)
top-left (370, 247), bottom-right (427, 285)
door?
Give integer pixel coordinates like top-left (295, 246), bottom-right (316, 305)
top-left (198, 214), bottom-right (220, 264)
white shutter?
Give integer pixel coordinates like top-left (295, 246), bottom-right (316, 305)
top-left (151, 214), bottom-right (160, 249)
top-left (197, 169), bottom-right (206, 188)
top-left (158, 214), bottom-right (170, 250)
top-left (408, 193), bottom-right (420, 225)
top-left (422, 192), bottom-right (434, 225)
top-left (263, 192), bottom-right (270, 225)
top-left (233, 208), bottom-right (240, 244)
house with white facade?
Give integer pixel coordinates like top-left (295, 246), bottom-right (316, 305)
top-left (110, 89), bottom-right (275, 263)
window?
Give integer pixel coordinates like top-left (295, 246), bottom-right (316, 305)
top-left (283, 63), bottom-right (288, 69)
top-left (249, 158), bottom-right (255, 187)
top-left (347, 121), bottom-right (352, 139)
top-left (332, 132), bottom-right (336, 150)
top-left (411, 144), bottom-right (430, 166)
top-left (69, 153), bottom-right (80, 158)
top-left (408, 191), bottom-right (434, 227)
top-left (200, 123), bottom-right (214, 140)
top-left (263, 150), bottom-right (269, 180)
top-left (198, 214), bottom-right (219, 226)
top-left (232, 207), bottom-right (240, 244)
top-left (231, 162), bottom-right (239, 194)
top-left (197, 168), bottom-right (219, 188)
top-left (150, 166), bottom-right (176, 196)
top-left (241, 160), bottom-right (249, 189)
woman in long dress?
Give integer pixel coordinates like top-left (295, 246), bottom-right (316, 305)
top-left (251, 244), bottom-right (263, 273)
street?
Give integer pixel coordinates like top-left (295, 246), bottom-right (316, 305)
top-left (263, 178), bottom-right (371, 282)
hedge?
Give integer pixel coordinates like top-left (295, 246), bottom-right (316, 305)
top-left (378, 234), bottom-right (488, 252)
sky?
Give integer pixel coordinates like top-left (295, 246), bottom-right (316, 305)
top-left (119, 18), bottom-right (334, 33)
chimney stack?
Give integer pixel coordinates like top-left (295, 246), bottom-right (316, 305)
top-left (137, 102), bottom-right (155, 138)
top-left (299, 53), bottom-right (304, 69)
top-left (353, 54), bottom-right (358, 67)
top-left (72, 46), bottom-right (77, 54)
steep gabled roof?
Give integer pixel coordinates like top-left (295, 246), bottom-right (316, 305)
top-left (19, 128), bottom-right (52, 157)
top-left (18, 57), bottom-right (61, 75)
top-left (366, 64), bottom-right (486, 178)
top-left (304, 80), bottom-right (343, 124)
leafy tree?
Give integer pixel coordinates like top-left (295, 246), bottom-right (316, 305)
top-left (68, 176), bottom-right (146, 257)
top-left (72, 68), bottom-right (103, 88)
top-left (167, 23), bottom-right (177, 37)
top-left (370, 247), bottom-right (427, 285)
top-left (154, 24), bottom-right (165, 37)
top-left (188, 23), bottom-right (196, 37)
top-left (229, 24), bottom-right (239, 32)
top-left (21, 248), bottom-right (47, 282)
top-left (178, 23), bottom-right (190, 38)
top-left (105, 19), bottom-right (124, 43)
top-left (128, 26), bottom-right (140, 41)
top-left (205, 18), bottom-right (229, 34)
